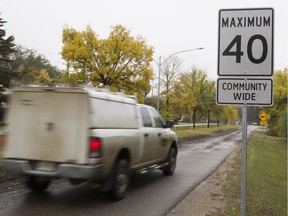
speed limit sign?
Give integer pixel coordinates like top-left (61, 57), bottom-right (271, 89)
top-left (218, 8), bottom-right (274, 76)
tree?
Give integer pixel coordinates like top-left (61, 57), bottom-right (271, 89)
top-left (247, 106), bottom-right (260, 124)
top-left (219, 106), bottom-right (239, 125)
top-left (192, 69), bottom-right (215, 122)
top-left (175, 68), bottom-right (214, 128)
top-left (10, 46), bottom-right (61, 84)
top-left (0, 16), bottom-right (16, 120)
top-left (34, 69), bottom-right (52, 83)
top-left (160, 56), bottom-right (182, 119)
top-left (205, 80), bottom-right (216, 127)
top-left (61, 25), bottom-right (154, 103)
top-left (145, 95), bottom-right (157, 109)
top-left (213, 104), bottom-right (224, 126)
top-left (267, 69), bottom-right (287, 137)
top-left (173, 71), bottom-right (198, 123)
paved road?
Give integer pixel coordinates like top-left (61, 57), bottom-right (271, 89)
top-left (0, 126), bottom-right (256, 216)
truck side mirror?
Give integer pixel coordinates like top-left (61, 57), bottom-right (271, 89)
top-left (165, 121), bottom-right (174, 128)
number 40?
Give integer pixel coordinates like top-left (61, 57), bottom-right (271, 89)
top-left (222, 34), bottom-right (268, 64)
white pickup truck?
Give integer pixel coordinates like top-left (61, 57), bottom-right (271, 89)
top-left (1, 85), bottom-right (178, 200)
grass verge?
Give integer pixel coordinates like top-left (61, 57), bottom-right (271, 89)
top-left (212, 131), bottom-right (287, 216)
top-left (175, 124), bottom-right (241, 139)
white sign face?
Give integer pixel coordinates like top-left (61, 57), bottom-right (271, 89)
top-left (217, 78), bottom-right (273, 105)
top-left (218, 8), bottom-right (273, 76)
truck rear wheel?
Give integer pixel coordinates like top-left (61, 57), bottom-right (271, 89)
top-left (163, 147), bottom-right (177, 176)
top-left (110, 159), bottom-right (129, 200)
top-left (25, 176), bottom-right (51, 192)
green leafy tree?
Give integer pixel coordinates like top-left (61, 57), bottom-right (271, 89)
top-left (10, 46), bottom-right (61, 84)
top-left (213, 104), bottom-right (224, 126)
top-left (192, 69), bottom-right (217, 124)
top-left (220, 106), bottom-right (239, 125)
top-left (145, 95), bottom-right (157, 109)
top-left (61, 25), bottom-right (154, 103)
top-left (174, 68), bottom-right (214, 127)
top-left (0, 16), bottom-right (16, 119)
top-left (267, 69), bottom-right (287, 137)
top-left (170, 67), bottom-right (238, 126)
top-left (247, 106), bottom-right (260, 124)
top-left (172, 71), bottom-right (198, 123)
top-left (205, 80), bottom-right (216, 127)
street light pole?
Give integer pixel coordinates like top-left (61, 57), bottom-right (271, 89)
top-left (154, 47), bottom-right (204, 112)
top-left (157, 56), bottom-right (161, 112)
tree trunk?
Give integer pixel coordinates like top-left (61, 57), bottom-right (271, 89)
top-left (207, 110), bottom-right (210, 128)
top-left (193, 109), bottom-right (196, 129)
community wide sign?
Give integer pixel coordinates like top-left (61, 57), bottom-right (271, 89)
top-left (217, 78), bottom-right (273, 105)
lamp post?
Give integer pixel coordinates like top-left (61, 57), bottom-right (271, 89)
top-left (154, 47), bottom-right (204, 112)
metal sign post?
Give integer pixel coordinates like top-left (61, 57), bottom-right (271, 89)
top-left (241, 105), bottom-right (247, 216)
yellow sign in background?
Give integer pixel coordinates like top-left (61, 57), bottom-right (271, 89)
top-left (259, 112), bottom-right (269, 126)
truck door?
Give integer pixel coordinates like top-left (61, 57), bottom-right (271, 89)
top-left (148, 108), bottom-right (169, 160)
top-left (139, 107), bottom-right (162, 163)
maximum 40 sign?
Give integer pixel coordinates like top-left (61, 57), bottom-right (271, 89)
top-left (217, 8), bottom-right (274, 216)
top-left (218, 8), bottom-right (274, 76)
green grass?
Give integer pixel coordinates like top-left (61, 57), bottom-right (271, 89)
top-left (213, 131), bottom-right (287, 216)
top-left (175, 125), bottom-right (241, 138)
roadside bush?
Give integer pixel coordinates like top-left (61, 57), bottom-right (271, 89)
top-left (274, 108), bottom-right (287, 137)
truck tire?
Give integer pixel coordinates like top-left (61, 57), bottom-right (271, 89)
top-left (25, 176), bottom-right (51, 192)
top-left (163, 147), bottom-right (177, 176)
top-left (110, 159), bottom-right (130, 200)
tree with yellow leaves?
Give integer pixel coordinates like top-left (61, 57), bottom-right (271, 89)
top-left (267, 69), bottom-right (287, 137)
top-left (61, 25), bottom-right (154, 103)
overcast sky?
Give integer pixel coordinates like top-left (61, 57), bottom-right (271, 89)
top-left (1, 0), bottom-right (287, 81)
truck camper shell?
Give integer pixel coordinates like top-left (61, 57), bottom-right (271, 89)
top-left (4, 85), bottom-right (138, 164)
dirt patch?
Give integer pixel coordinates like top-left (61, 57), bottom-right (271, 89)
top-left (167, 147), bottom-right (240, 216)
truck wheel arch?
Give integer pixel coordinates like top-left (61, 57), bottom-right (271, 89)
top-left (170, 141), bottom-right (178, 155)
top-left (109, 148), bottom-right (131, 200)
top-left (115, 148), bottom-right (131, 165)
top-left (163, 143), bottom-right (177, 176)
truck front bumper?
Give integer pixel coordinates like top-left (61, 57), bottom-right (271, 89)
top-left (1, 159), bottom-right (104, 180)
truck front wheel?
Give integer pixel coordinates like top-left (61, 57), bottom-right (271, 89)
top-left (110, 159), bottom-right (130, 200)
top-left (163, 147), bottom-right (177, 176)
top-left (25, 176), bottom-right (51, 192)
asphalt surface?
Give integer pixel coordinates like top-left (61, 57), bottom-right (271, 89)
top-left (0, 126), bottom-right (255, 216)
